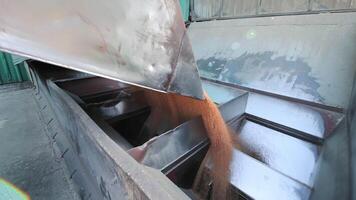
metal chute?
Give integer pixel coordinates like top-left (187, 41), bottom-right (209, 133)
top-left (0, 0), bottom-right (204, 99)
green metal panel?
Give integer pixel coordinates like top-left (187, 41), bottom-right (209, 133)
top-left (0, 52), bottom-right (29, 85)
top-left (179, 0), bottom-right (190, 22)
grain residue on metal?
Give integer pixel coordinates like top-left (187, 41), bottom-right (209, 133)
top-left (144, 90), bottom-right (233, 200)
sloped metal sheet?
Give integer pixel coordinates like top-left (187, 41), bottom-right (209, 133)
top-left (246, 93), bottom-right (344, 140)
top-left (189, 12), bottom-right (356, 108)
top-left (234, 120), bottom-right (318, 187)
top-left (230, 149), bottom-right (311, 200)
top-left (0, 0), bottom-right (204, 99)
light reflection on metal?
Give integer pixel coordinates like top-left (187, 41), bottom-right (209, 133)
top-left (203, 79), bottom-right (344, 139)
top-left (233, 120), bottom-right (319, 187)
top-left (0, 0), bottom-right (204, 99)
top-left (189, 12), bottom-right (356, 108)
top-left (229, 149), bottom-right (311, 200)
top-left (128, 117), bottom-right (208, 170)
top-left (246, 29), bottom-right (257, 39)
top-left (246, 93), bottom-right (344, 139)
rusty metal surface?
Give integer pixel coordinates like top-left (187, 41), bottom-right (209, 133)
top-left (0, 0), bottom-right (203, 99)
top-left (189, 12), bottom-right (356, 109)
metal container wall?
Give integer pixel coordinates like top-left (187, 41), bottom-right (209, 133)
top-left (192, 0), bottom-right (356, 20)
top-left (188, 12), bottom-right (356, 109)
top-left (0, 52), bottom-right (29, 85)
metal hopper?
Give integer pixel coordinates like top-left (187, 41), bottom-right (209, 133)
top-left (0, 0), bottom-right (204, 99)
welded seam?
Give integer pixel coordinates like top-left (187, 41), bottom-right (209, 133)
top-left (166, 31), bottom-right (186, 91)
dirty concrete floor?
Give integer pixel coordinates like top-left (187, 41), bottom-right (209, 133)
top-left (0, 83), bottom-right (79, 200)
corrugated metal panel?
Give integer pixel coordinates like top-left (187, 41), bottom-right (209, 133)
top-left (260, 0), bottom-right (309, 13)
top-left (312, 0), bottom-right (350, 10)
top-left (0, 52), bottom-right (29, 85)
top-left (222, 0), bottom-right (258, 17)
top-left (11, 54), bottom-right (27, 65)
top-left (192, 0), bottom-right (356, 20)
top-left (179, 0), bottom-right (190, 21)
top-left (193, 0), bottom-right (222, 19)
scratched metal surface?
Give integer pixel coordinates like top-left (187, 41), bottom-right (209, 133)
top-left (189, 12), bottom-right (356, 108)
top-left (0, 0), bottom-right (203, 99)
